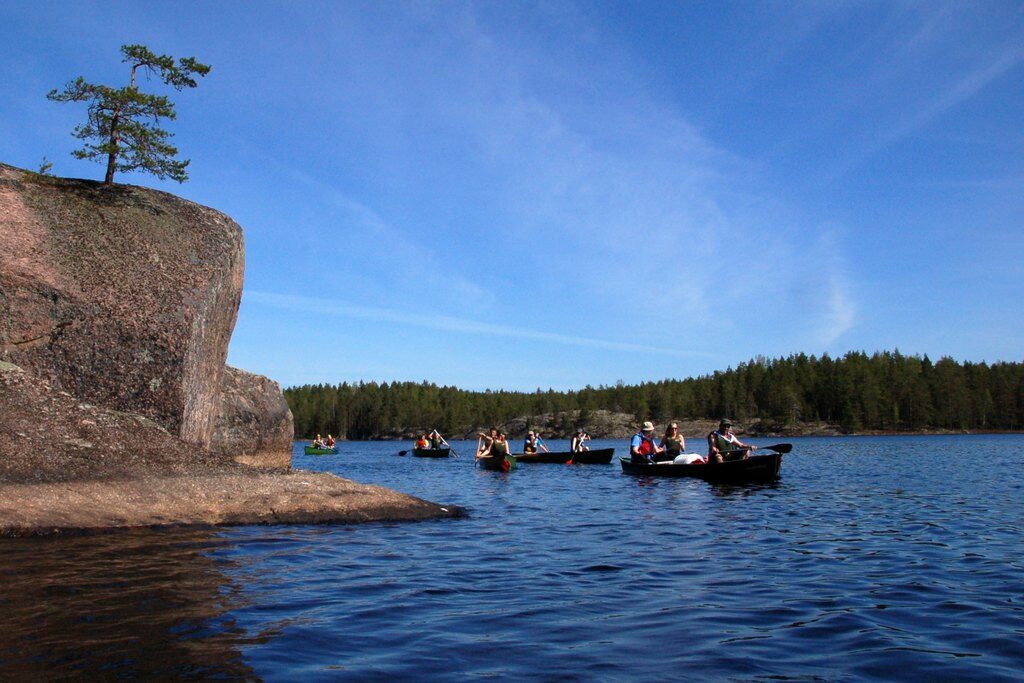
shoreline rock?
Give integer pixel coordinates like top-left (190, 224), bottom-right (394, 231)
top-left (0, 472), bottom-right (464, 538)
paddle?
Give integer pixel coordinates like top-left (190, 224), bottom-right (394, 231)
top-left (753, 443), bottom-right (792, 454)
top-left (397, 449), bottom-right (408, 456)
top-left (438, 435), bottom-right (459, 459)
top-left (567, 432), bottom-right (589, 465)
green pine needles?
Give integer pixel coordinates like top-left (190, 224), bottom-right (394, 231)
top-left (47, 44), bottom-right (211, 185)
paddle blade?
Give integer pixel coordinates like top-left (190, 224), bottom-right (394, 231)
top-left (764, 443), bottom-right (792, 454)
top-left (398, 450), bottom-right (408, 456)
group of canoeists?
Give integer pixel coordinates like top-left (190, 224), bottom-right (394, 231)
top-left (628, 418), bottom-right (754, 465)
top-left (407, 418), bottom-right (754, 466)
top-left (311, 434), bottom-right (337, 450)
top-left (471, 426), bottom-right (591, 459)
top-left (413, 429), bottom-right (448, 451)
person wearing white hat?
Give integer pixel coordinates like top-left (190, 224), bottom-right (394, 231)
top-left (630, 420), bottom-right (664, 464)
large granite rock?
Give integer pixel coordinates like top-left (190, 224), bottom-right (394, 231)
top-left (213, 366), bottom-right (294, 469)
top-left (0, 164), bottom-right (243, 448)
top-left (0, 163), bottom-right (457, 534)
top-left (0, 360), bottom-right (220, 483)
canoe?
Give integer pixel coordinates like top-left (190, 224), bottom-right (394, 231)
top-left (511, 447), bottom-right (616, 464)
top-left (566, 447), bottom-right (615, 464)
top-left (305, 446), bottom-right (339, 455)
top-left (477, 454), bottom-right (516, 472)
top-left (619, 453), bottom-right (782, 483)
top-left (412, 447), bottom-right (450, 458)
top-left (512, 451), bottom-right (573, 464)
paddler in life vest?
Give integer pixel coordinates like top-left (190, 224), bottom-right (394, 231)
top-left (523, 430), bottom-right (549, 454)
top-left (415, 433), bottom-right (430, 450)
top-left (326, 434), bottom-right (336, 448)
top-left (660, 423), bottom-right (685, 460)
top-left (630, 421), bottom-right (664, 464)
top-left (707, 419), bottom-right (752, 464)
top-left (571, 428), bottom-right (590, 453)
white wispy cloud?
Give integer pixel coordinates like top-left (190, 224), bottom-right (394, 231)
top-left (239, 3), bottom-right (865, 367)
top-left (826, 28), bottom-right (1024, 180)
top-left (246, 290), bottom-right (714, 358)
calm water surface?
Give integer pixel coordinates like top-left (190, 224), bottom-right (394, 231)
top-left (1, 435), bottom-right (1023, 680)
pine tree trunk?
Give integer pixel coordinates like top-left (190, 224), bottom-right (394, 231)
top-left (104, 153), bottom-right (116, 185)
top-left (104, 111), bottom-right (120, 185)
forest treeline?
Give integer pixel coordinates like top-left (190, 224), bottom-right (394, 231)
top-left (284, 351), bottom-right (1024, 439)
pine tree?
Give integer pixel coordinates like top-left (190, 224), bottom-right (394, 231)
top-left (48, 44), bottom-right (210, 184)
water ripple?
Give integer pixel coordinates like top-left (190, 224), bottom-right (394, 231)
top-left (0, 435), bottom-right (1023, 679)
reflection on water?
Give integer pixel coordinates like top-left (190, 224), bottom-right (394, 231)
top-left (1, 435), bottom-right (1023, 679)
top-left (0, 530), bottom-right (254, 678)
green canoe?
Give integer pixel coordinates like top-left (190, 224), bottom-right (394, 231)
top-left (305, 445), bottom-right (339, 455)
top-left (477, 454), bottom-right (516, 472)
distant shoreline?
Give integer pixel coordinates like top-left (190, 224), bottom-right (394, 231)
top-left (298, 429), bottom-right (1024, 442)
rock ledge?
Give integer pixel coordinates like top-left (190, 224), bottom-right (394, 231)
top-left (0, 472), bottom-right (463, 537)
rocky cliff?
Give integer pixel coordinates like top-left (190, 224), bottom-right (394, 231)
top-left (0, 163), bottom-right (456, 534)
top-left (0, 163), bottom-right (243, 449)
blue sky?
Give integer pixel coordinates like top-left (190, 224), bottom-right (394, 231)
top-left (2, 1), bottom-right (1022, 390)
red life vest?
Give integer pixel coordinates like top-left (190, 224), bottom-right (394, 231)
top-left (636, 434), bottom-right (655, 455)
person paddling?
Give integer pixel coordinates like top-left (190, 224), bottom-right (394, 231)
top-left (414, 433), bottom-right (430, 450)
top-left (476, 427), bottom-right (498, 458)
top-left (477, 428), bottom-right (509, 459)
top-left (707, 419), bottom-right (753, 464)
top-left (326, 434), bottom-right (336, 448)
top-left (523, 430), bottom-right (549, 454)
top-left (313, 433), bottom-right (325, 449)
top-left (571, 428), bottom-right (590, 453)
top-left (428, 429), bottom-right (445, 450)
top-left (630, 421), bottom-right (664, 464)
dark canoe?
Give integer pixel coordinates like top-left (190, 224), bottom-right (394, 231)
top-left (511, 447), bottom-right (616, 464)
top-left (304, 446), bottom-right (339, 455)
top-left (619, 453), bottom-right (782, 483)
top-left (477, 454), bottom-right (516, 471)
top-left (567, 447), bottom-right (615, 464)
top-left (412, 447), bottom-right (450, 458)
top-left (512, 451), bottom-right (573, 464)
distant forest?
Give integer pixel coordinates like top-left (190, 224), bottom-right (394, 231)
top-left (284, 351), bottom-right (1024, 439)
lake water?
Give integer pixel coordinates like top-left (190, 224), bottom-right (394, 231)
top-left (1, 435), bottom-right (1022, 680)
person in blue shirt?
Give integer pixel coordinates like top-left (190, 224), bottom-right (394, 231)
top-left (523, 430), bottom-right (550, 454)
top-left (630, 421), bottom-right (664, 464)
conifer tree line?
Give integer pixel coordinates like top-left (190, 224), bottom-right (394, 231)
top-left (284, 351), bottom-right (1024, 439)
